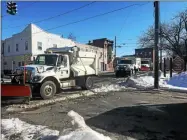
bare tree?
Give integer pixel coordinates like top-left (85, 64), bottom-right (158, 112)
top-left (138, 8), bottom-right (187, 58)
top-left (177, 9), bottom-right (187, 57)
top-left (138, 25), bottom-right (155, 48)
top-left (67, 33), bottom-right (76, 41)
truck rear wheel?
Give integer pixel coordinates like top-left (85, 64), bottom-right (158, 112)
top-left (40, 81), bottom-right (57, 99)
top-left (81, 76), bottom-right (93, 90)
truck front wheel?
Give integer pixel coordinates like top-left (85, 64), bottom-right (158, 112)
top-left (40, 81), bottom-right (57, 99)
top-left (81, 76), bottom-right (93, 90)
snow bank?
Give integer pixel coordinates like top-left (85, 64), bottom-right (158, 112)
top-left (1, 110), bottom-right (112, 140)
top-left (166, 72), bottom-right (187, 89)
top-left (125, 76), bottom-right (167, 89)
top-left (57, 111), bottom-right (112, 140)
top-left (92, 84), bottom-right (126, 93)
top-left (1, 118), bottom-right (59, 140)
top-left (125, 71), bottom-right (187, 91)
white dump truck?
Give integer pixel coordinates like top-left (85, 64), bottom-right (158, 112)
top-left (115, 56), bottom-right (141, 77)
top-left (13, 46), bottom-right (100, 99)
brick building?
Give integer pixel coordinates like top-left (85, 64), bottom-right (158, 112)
top-left (88, 38), bottom-right (114, 71)
top-left (135, 47), bottom-right (154, 61)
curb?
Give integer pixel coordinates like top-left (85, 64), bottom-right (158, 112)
top-left (5, 91), bottom-right (97, 113)
top-left (160, 87), bottom-right (187, 93)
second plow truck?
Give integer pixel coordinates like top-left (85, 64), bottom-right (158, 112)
top-left (13, 46), bottom-right (100, 100)
top-left (115, 56), bottom-right (141, 77)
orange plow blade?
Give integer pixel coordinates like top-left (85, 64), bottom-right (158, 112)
top-left (1, 84), bottom-right (32, 97)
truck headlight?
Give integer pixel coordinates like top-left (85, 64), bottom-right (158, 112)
top-left (33, 76), bottom-right (43, 82)
top-left (126, 66), bottom-right (131, 71)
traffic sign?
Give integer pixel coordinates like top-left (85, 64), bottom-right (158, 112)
top-left (172, 56), bottom-right (184, 72)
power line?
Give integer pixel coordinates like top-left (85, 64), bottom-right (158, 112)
top-left (119, 2), bottom-right (150, 36)
top-left (116, 2), bottom-right (150, 49)
top-left (3, 1), bottom-right (96, 30)
top-left (118, 9), bottom-right (133, 36)
top-left (3, 3), bottom-right (146, 42)
top-left (32, 3), bottom-right (145, 36)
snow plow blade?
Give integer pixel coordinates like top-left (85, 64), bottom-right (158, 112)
top-left (1, 84), bottom-right (31, 97)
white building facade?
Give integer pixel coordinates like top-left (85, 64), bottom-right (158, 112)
top-left (1, 24), bottom-right (105, 72)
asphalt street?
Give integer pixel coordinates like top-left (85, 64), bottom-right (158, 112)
top-left (2, 71), bottom-right (187, 140)
top-left (2, 91), bottom-right (187, 140)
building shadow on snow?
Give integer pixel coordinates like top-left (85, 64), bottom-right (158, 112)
top-left (86, 103), bottom-right (187, 140)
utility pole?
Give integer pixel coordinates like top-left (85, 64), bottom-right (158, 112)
top-left (115, 36), bottom-right (117, 58)
top-left (160, 27), bottom-right (163, 71)
top-left (154, 1), bottom-right (160, 89)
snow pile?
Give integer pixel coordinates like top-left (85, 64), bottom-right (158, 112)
top-left (125, 71), bottom-right (187, 91)
top-left (126, 76), bottom-right (167, 89)
top-left (57, 110), bottom-right (112, 140)
top-left (166, 72), bottom-right (187, 90)
top-left (1, 118), bottom-right (59, 140)
top-left (1, 110), bottom-right (112, 140)
top-left (92, 84), bottom-right (126, 93)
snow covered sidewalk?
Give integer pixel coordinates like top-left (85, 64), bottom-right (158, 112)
top-left (1, 111), bottom-right (112, 140)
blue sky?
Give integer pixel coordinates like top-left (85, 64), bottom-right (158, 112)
top-left (1, 1), bottom-right (187, 56)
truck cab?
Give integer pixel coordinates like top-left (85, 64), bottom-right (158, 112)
top-left (115, 57), bottom-right (141, 77)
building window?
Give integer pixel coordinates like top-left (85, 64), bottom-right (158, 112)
top-left (18, 62), bottom-right (21, 66)
top-left (108, 55), bottom-right (111, 60)
top-left (22, 61), bottom-right (25, 66)
top-left (3, 62), bottom-right (7, 65)
top-left (25, 41), bottom-right (28, 50)
top-left (8, 45), bottom-right (10, 53)
top-left (2, 43), bottom-right (4, 54)
top-left (53, 44), bottom-right (57, 48)
top-left (16, 44), bottom-right (19, 52)
top-left (37, 42), bottom-right (42, 50)
top-left (100, 52), bottom-right (103, 57)
top-left (149, 52), bottom-right (151, 55)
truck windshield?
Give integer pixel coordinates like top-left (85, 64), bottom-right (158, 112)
top-left (119, 60), bottom-right (132, 64)
top-left (34, 55), bottom-right (58, 66)
top-left (141, 61), bottom-right (149, 64)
